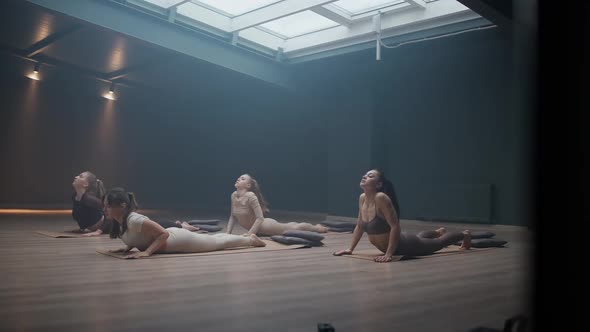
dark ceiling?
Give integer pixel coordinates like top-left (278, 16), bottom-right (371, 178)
top-left (0, 0), bottom-right (274, 99)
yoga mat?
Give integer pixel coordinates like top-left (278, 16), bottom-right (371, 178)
top-left (339, 245), bottom-right (499, 261)
top-left (36, 229), bottom-right (207, 238)
top-left (35, 230), bottom-right (108, 238)
top-left (97, 240), bottom-right (307, 259)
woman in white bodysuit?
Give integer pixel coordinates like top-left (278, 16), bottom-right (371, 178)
top-left (105, 188), bottom-right (266, 259)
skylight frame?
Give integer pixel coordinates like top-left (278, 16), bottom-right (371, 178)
top-left (331, 0), bottom-right (407, 16)
top-left (142, 0), bottom-right (187, 9)
top-left (190, 0), bottom-right (285, 18)
top-left (258, 10), bottom-right (341, 39)
top-left (124, 0), bottom-right (483, 62)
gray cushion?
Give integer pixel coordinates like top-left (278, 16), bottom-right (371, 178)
top-left (470, 238), bottom-right (507, 248)
top-left (471, 231), bottom-right (496, 239)
top-left (187, 219), bottom-right (220, 225)
top-left (270, 235), bottom-right (323, 247)
top-left (457, 238), bottom-right (507, 247)
top-left (328, 227), bottom-right (353, 233)
top-left (195, 225), bottom-right (222, 232)
top-left (283, 230), bottom-right (325, 242)
top-left (320, 220), bottom-right (356, 229)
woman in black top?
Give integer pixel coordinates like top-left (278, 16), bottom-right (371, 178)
top-left (71, 171), bottom-right (112, 237)
top-left (332, 169), bottom-right (472, 263)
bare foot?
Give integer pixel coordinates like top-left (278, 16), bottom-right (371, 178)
top-left (180, 222), bottom-right (200, 232)
top-left (460, 230), bottom-right (471, 250)
top-left (315, 224), bottom-right (329, 233)
top-left (435, 227), bottom-right (447, 237)
top-left (175, 220), bottom-right (182, 227)
top-left (249, 234), bottom-right (266, 247)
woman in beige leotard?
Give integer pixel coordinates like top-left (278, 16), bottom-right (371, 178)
top-left (226, 174), bottom-right (328, 236)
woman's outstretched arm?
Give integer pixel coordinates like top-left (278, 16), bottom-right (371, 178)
top-left (126, 219), bottom-right (169, 259)
top-left (333, 195), bottom-right (365, 256)
top-left (374, 193), bottom-right (401, 263)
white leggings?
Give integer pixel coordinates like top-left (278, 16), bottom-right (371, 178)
top-left (258, 218), bottom-right (324, 236)
top-left (164, 228), bottom-right (253, 253)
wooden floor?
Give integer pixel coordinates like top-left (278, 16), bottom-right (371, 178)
top-left (0, 212), bottom-right (532, 332)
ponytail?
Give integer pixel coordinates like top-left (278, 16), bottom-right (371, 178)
top-left (127, 192), bottom-right (139, 212)
top-left (374, 169), bottom-right (401, 218)
top-left (96, 179), bottom-right (106, 199)
top-left (246, 175), bottom-right (270, 214)
top-left (84, 171), bottom-right (105, 198)
top-left (106, 188), bottom-right (139, 239)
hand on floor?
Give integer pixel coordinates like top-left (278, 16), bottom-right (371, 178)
top-left (374, 255), bottom-right (393, 263)
top-left (109, 247), bottom-right (130, 253)
top-left (125, 251), bottom-right (150, 259)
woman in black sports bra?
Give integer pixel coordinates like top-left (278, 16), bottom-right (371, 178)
top-left (333, 169), bottom-right (472, 263)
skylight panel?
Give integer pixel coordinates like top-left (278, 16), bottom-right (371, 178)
top-left (332, 0), bottom-right (406, 15)
top-left (143, 0), bottom-right (186, 9)
top-left (260, 10), bottom-right (339, 38)
top-left (196, 0), bottom-right (283, 16)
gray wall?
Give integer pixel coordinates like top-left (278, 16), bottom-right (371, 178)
top-left (0, 52), bottom-right (326, 212)
top-left (295, 28), bottom-right (530, 225)
top-left (294, 67), bottom-right (376, 217)
top-left (0, 27), bottom-right (531, 225)
top-left (374, 30), bottom-right (528, 225)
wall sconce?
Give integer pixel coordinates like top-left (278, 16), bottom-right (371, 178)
top-left (27, 62), bottom-right (41, 80)
top-left (103, 82), bottom-right (116, 100)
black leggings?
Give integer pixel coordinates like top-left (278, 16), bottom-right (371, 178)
top-left (394, 230), bottom-right (465, 256)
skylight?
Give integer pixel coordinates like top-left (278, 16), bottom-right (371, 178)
top-left (259, 10), bottom-right (339, 39)
top-left (143, 0), bottom-right (186, 9)
top-left (331, 0), bottom-right (406, 15)
top-left (127, 0), bottom-right (483, 62)
top-left (196, 0), bottom-right (283, 17)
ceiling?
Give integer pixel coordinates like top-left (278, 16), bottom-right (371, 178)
top-left (0, 0), bottom-right (503, 95)
top-left (128, 0), bottom-right (485, 62)
top-left (0, 0), bottom-right (278, 97)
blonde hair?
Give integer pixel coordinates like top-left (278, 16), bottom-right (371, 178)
top-left (245, 174), bottom-right (270, 214)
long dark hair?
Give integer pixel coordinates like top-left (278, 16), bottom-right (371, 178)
top-left (245, 174), bottom-right (270, 214)
top-left (373, 169), bottom-right (400, 218)
top-left (106, 187), bottom-right (139, 239)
